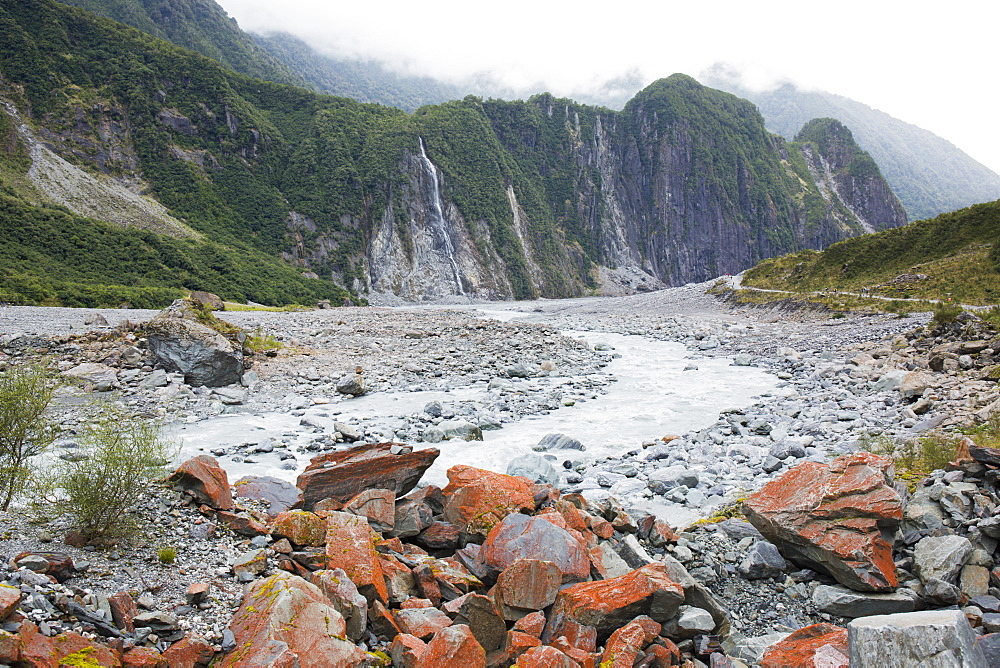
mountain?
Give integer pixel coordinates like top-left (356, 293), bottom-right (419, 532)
top-left (57, 0), bottom-right (305, 86)
top-left (0, 0), bottom-right (906, 306)
top-left (742, 199), bottom-right (1000, 306)
top-left (703, 70), bottom-right (1000, 222)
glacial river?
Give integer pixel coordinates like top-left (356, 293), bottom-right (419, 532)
top-left (172, 307), bottom-right (779, 517)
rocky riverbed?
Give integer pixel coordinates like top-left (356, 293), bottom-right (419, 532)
top-left (0, 279), bottom-right (998, 666)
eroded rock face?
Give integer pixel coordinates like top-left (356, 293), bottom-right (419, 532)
top-left (847, 609), bottom-right (989, 668)
top-left (221, 571), bottom-right (365, 667)
top-left (744, 452), bottom-right (902, 592)
top-left (296, 443), bottom-right (439, 510)
top-left (323, 511), bottom-right (388, 604)
top-left (145, 307), bottom-right (243, 387)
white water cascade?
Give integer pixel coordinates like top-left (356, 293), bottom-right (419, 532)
top-left (417, 137), bottom-right (465, 296)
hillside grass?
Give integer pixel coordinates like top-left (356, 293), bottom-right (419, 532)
top-left (743, 199), bottom-right (1000, 305)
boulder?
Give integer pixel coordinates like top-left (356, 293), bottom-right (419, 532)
top-left (18, 622), bottom-right (122, 667)
top-left (442, 466), bottom-right (535, 537)
top-left (221, 572), bottom-right (365, 667)
top-left (270, 510), bottom-right (327, 547)
top-left (492, 559), bottom-right (562, 619)
top-left (760, 623), bottom-right (848, 668)
top-left (478, 514), bottom-right (590, 583)
top-left (189, 291), bottom-right (224, 311)
top-left (343, 488), bottom-right (395, 532)
top-left (296, 443), bottom-right (439, 510)
top-left (233, 476), bottom-right (299, 516)
top-left (335, 372), bottom-right (365, 396)
top-left (847, 609), bottom-right (988, 668)
top-left (63, 362), bottom-right (117, 391)
top-left (505, 453), bottom-right (559, 485)
top-left (899, 371), bottom-right (933, 400)
top-left (743, 452), bottom-right (902, 592)
top-left (601, 619), bottom-right (655, 667)
top-left (415, 624), bottom-right (486, 667)
top-left (737, 540), bottom-right (787, 579)
top-left (393, 607), bottom-right (453, 640)
top-left (310, 569), bottom-right (368, 641)
top-left (536, 433), bottom-right (584, 451)
top-left (168, 456), bottom-right (233, 510)
top-left (518, 645), bottom-right (577, 667)
top-left (0, 585), bottom-right (21, 620)
top-left (812, 585), bottom-right (917, 618)
top-left (324, 511), bottom-right (388, 604)
top-left (450, 593), bottom-right (506, 653)
top-left (160, 636), bottom-right (215, 667)
top-left (547, 563), bottom-right (685, 636)
top-left (913, 534), bottom-right (972, 584)
top-left (144, 306), bottom-right (243, 387)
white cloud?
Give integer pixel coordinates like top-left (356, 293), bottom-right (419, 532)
top-left (217, 0), bottom-right (1000, 173)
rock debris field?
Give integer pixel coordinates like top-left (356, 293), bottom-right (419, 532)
top-left (0, 279), bottom-right (998, 666)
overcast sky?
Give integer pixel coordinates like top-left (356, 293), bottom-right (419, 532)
top-left (216, 0), bottom-right (1000, 174)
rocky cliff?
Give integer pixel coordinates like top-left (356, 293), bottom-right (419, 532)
top-left (0, 0), bottom-right (907, 304)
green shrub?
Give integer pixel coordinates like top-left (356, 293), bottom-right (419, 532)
top-left (858, 431), bottom-right (960, 490)
top-left (0, 363), bottom-right (57, 510)
top-left (157, 546), bottom-right (177, 564)
top-left (55, 409), bottom-right (176, 540)
top-left (932, 303), bottom-right (963, 325)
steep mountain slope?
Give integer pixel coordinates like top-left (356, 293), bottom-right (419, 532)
top-left (57, 0), bottom-right (304, 86)
top-left (704, 74), bottom-right (1000, 222)
top-left (743, 199), bottom-right (1000, 306)
top-left (0, 0), bottom-right (906, 305)
top-left (252, 32), bottom-right (462, 112)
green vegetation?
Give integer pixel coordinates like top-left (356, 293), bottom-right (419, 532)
top-left (54, 408), bottom-right (176, 539)
top-left (859, 432), bottom-right (959, 490)
top-left (0, 364), bottom-right (57, 510)
top-left (58, 0), bottom-right (304, 86)
top-left (743, 199), bottom-right (1000, 305)
top-left (157, 545), bottom-right (177, 564)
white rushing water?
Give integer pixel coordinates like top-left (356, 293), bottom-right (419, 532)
top-left (171, 308), bottom-right (779, 527)
top-left (417, 137), bottom-right (465, 296)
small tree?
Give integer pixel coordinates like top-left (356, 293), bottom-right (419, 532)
top-left (57, 409), bottom-right (176, 540)
top-left (0, 363), bottom-right (56, 510)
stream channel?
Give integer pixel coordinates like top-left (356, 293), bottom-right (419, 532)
top-left (171, 306), bottom-right (780, 524)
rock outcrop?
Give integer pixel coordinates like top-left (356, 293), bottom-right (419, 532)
top-left (144, 301), bottom-right (243, 387)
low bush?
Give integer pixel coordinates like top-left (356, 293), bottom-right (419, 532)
top-left (931, 303), bottom-right (963, 325)
top-left (54, 409), bottom-right (176, 540)
top-left (0, 363), bottom-right (57, 510)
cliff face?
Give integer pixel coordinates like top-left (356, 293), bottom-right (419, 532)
top-left (0, 1), bottom-right (908, 302)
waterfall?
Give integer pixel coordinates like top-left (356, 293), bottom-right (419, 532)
top-left (418, 138), bottom-right (465, 296)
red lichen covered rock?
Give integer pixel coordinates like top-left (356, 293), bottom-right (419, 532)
top-left (0, 584), bottom-right (21, 620)
top-left (478, 514), bottom-right (590, 583)
top-left (493, 559), bottom-right (562, 618)
top-left (744, 453), bottom-right (902, 592)
top-left (296, 443), bottom-right (439, 510)
top-left (343, 488), bottom-right (396, 532)
top-left (160, 636), bottom-right (216, 667)
top-left (512, 610), bottom-right (547, 637)
top-left (391, 633), bottom-right (426, 668)
top-left (760, 623), bottom-right (849, 668)
top-left (393, 606), bottom-right (453, 640)
top-left (442, 466), bottom-right (535, 536)
top-left (168, 455), bottom-right (233, 510)
top-left (517, 645), bottom-right (580, 667)
top-left (18, 622), bottom-right (123, 667)
top-left (122, 646), bottom-right (167, 667)
top-left (324, 511), bottom-right (388, 604)
top-left (548, 563), bottom-right (685, 635)
top-left (220, 571), bottom-right (364, 667)
top-left (601, 620), bottom-right (656, 667)
top-left (415, 624), bottom-right (486, 667)
top-left (270, 510), bottom-right (327, 547)
top-left (0, 629), bottom-right (19, 665)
